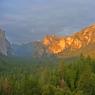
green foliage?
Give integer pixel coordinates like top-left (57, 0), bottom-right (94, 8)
top-left (0, 56), bottom-right (95, 95)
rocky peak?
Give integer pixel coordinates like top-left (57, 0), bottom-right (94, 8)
top-left (74, 24), bottom-right (95, 44)
top-left (43, 35), bottom-right (65, 54)
top-left (0, 29), bottom-right (10, 56)
top-left (43, 24), bottom-right (95, 54)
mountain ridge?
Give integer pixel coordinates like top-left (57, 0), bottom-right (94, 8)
top-left (6, 24), bottom-right (95, 58)
top-left (43, 24), bottom-right (95, 55)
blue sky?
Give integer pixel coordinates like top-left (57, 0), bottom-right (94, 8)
top-left (0, 0), bottom-right (95, 44)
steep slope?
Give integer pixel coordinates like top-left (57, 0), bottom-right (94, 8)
top-left (43, 24), bottom-right (95, 57)
top-left (12, 24), bottom-right (95, 58)
top-left (0, 29), bottom-right (11, 56)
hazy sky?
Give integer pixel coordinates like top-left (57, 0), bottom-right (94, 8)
top-left (0, 0), bottom-right (95, 44)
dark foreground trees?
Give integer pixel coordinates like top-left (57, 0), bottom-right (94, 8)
top-left (0, 56), bottom-right (95, 95)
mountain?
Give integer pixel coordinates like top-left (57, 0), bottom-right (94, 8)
top-left (11, 41), bottom-right (48, 58)
top-left (43, 24), bottom-right (95, 58)
top-left (0, 29), bottom-right (11, 56)
top-left (11, 43), bottom-right (34, 57)
top-left (11, 24), bottom-right (95, 58)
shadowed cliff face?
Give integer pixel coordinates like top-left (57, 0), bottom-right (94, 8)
top-left (43, 24), bottom-right (95, 54)
top-left (0, 29), bottom-right (10, 56)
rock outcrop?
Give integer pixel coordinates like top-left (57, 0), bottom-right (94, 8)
top-left (0, 29), bottom-right (10, 56)
top-left (43, 24), bottom-right (95, 54)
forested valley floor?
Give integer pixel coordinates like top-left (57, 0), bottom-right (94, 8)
top-left (0, 55), bottom-right (95, 95)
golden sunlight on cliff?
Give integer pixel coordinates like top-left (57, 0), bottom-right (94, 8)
top-left (72, 38), bottom-right (82, 49)
top-left (66, 37), bottom-right (74, 45)
top-left (43, 35), bottom-right (66, 54)
top-left (49, 39), bottom-right (65, 54)
top-left (43, 24), bottom-right (95, 54)
top-left (43, 36), bottom-right (82, 54)
top-left (43, 35), bottom-right (82, 54)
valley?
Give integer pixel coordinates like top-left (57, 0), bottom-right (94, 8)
top-left (0, 24), bottom-right (95, 95)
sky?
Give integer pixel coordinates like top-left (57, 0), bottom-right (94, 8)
top-left (0, 0), bottom-right (95, 44)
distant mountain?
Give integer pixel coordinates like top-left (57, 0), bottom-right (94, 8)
top-left (0, 29), bottom-right (11, 56)
top-left (11, 43), bottom-right (34, 57)
top-left (43, 24), bottom-right (95, 58)
top-left (11, 24), bottom-right (95, 58)
top-left (11, 41), bottom-right (49, 58)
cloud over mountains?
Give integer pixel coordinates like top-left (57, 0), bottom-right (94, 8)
top-left (0, 0), bottom-right (95, 44)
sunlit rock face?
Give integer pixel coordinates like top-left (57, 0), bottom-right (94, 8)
top-left (43, 24), bottom-right (95, 54)
top-left (77, 24), bottom-right (95, 44)
top-left (43, 35), bottom-right (66, 54)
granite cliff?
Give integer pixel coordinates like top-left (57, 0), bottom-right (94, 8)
top-left (0, 29), bottom-right (10, 56)
top-left (43, 24), bottom-right (95, 55)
